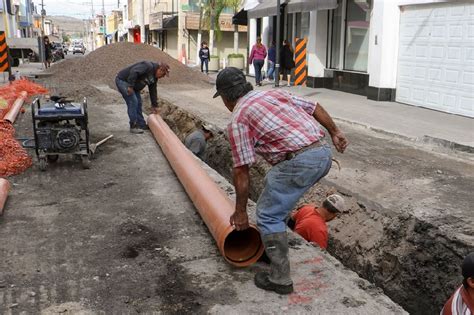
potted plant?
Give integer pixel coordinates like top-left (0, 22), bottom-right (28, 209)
top-left (227, 53), bottom-right (244, 70)
top-left (209, 55), bottom-right (220, 72)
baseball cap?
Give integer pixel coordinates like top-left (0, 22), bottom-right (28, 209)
top-left (325, 194), bottom-right (346, 213)
top-left (462, 252), bottom-right (474, 280)
top-left (213, 67), bottom-right (247, 98)
top-left (202, 123), bottom-right (214, 133)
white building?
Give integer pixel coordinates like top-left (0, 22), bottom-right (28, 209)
top-left (245, 0), bottom-right (473, 118)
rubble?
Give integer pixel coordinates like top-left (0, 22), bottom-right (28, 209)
top-left (47, 42), bottom-right (209, 88)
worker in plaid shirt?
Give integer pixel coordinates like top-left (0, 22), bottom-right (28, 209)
top-left (213, 67), bottom-right (348, 295)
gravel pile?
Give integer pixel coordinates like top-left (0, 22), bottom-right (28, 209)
top-left (48, 42), bottom-right (209, 88)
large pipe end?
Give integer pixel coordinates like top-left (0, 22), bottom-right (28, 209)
top-left (223, 225), bottom-right (265, 267)
top-left (0, 178), bottom-right (11, 216)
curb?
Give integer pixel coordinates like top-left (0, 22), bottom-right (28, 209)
top-left (334, 117), bottom-right (473, 155)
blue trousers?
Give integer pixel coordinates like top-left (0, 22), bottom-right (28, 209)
top-left (267, 61), bottom-right (275, 80)
top-left (200, 58), bottom-right (209, 73)
top-left (256, 145), bottom-right (332, 236)
top-left (253, 59), bottom-right (264, 84)
top-left (115, 77), bottom-right (146, 128)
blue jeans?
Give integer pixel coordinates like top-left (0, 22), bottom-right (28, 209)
top-left (267, 60), bottom-right (275, 80)
top-left (201, 58), bottom-right (209, 73)
top-left (253, 59), bottom-right (264, 84)
top-left (115, 77), bottom-right (146, 128)
top-left (256, 145), bottom-right (332, 236)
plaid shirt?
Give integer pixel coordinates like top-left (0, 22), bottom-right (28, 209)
top-left (227, 90), bottom-right (326, 167)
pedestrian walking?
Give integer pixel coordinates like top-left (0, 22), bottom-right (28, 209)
top-left (213, 67), bottom-right (348, 294)
top-left (43, 36), bottom-right (53, 69)
top-left (287, 194), bottom-right (346, 249)
top-left (280, 40), bottom-right (295, 87)
top-left (266, 41), bottom-right (276, 82)
top-left (249, 37), bottom-right (267, 86)
top-left (184, 124), bottom-right (214, 160)
top-left (199, 41), bottom-right (210, 74)
top-left (115, 61), bottom-right (170, 134)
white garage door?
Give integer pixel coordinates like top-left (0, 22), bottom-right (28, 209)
top-left (396, 2), bottom-right (474, 118)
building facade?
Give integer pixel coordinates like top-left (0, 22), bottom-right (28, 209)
top-left (247, 0), bottom-right (473, 118)
top-left (123, 0), bottom-right (248, 66)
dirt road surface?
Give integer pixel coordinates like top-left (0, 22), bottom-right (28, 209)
top-left (0, 80), bottom-right (405, 314)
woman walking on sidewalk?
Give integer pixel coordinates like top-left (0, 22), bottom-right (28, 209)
top-left (249, 37), bottom-right (267, 86)
top-left (280, 40), bottom-right (295, 86)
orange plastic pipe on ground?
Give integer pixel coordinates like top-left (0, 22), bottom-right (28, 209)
top-left (4, 91), bottom-right (27, 124)
top-left (0, 178), bottom-right (11, 216)
top-left (147, 114), bottom-right (264, 267)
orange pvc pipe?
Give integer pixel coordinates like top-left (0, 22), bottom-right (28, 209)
top-left (4, 91), bottom-right (27, 124)
top-left (147, 114), bottom-right (264, 267)
top-left (0, 178), bottom-right (10, 216)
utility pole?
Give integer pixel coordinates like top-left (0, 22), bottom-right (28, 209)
top-left (196, 0), bottom-right (203, 64)
top-left (90, 0), bottom-right (95, 50)
top-left (274, 0), bottom-right (281, 87)
top-left (139, 0), bottom-right (145, 43)
top-left (102, 0), bottom-right (106, 45)
top-left (40, 0), bottom-right (45, 37)
top-left (2, 0), bottom-right (10, 37)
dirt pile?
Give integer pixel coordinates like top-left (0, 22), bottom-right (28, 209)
top-left (48, 42), bottom-right (209, 88)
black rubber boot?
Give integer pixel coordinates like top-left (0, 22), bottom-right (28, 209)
top-left (254, 232), bottom-right (294, 294)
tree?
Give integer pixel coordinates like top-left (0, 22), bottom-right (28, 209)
top-left (225, 0), bottom-right (241, 53)
top-left (62, 34), bottom-right (71, 43)
top-left (202, 0), bottom-right (233, 55)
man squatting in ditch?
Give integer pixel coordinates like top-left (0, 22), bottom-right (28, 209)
top-left (115, 61), bottom-right (170, 134)
top-left (214, 67), bottom-right (349, 294)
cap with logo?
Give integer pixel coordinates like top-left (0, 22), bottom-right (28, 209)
top-left (213, 67), bottom-right (247, 98)
top-left (325, 194), bottom-right (346, 213)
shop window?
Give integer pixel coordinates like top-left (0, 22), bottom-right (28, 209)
top-left (296, 12), bottom-right (310, 39)
top-left (329, 0), bottom-right (370, 72)
top-left (344, 0), bottom-right (370, 72)
top-left (330, 0), bottom-right (343, 69)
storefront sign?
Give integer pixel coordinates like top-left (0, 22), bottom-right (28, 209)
top-left (185, 13), bottom-right (247, 32)
top-left (149, 12), bottom-right (163, 30)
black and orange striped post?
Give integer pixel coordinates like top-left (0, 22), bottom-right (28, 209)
top-left (0, 31), bottom-right (10, 73)
top-left (294, 38), bottom-right (307, 86)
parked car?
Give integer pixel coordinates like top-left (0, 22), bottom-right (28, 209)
top-left (52, 42), bottom-right (65, 59)
top-left (73, 44), bottom-right (85, 55)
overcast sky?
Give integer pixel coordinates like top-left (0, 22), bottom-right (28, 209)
top-left (38, 0), bottom-right (122, 19)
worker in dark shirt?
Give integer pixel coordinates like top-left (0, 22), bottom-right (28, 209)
top-left (184, 124), bottom-right (214, 160)
top-left (115, 61), bottom-right (170, 134)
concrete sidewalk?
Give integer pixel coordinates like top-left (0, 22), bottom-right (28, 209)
top-left (206, 72), bottom-right (473, 151)
top-left (259, 83), bottom-right (474, 150)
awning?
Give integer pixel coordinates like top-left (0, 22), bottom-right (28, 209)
top-left (287, 0), bottom-right (338, 13)
top-left (156, 15), bottom-right (178, 31)
top-left (232, 9), bottom-right (248, 25)
top-left (247, 0), bottom-right (287, 19)
top-left (247, 0), bottom-right (337, 18)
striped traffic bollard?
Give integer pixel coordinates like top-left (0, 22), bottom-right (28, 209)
top-left (0, 31), bottom-right (9, 73)
top-left (294, 38), bottom-right (307, 86)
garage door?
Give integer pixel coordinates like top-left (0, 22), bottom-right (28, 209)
top-left (396, 2), bottom-right (474, 118)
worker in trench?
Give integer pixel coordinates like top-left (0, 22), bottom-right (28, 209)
top-left (115, 61), bottom-right (170, 134)
top-left (213, 67), bottom-right (349, 294)
top-left (287, 193), bottom-right (346, 249)
top-left (441, 252), bottom-right (474, 314)
top-left (184, 124), bottom-right (214, 160)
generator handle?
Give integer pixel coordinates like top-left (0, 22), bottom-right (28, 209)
top-left (31, 98), bottom-right (40, 158)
